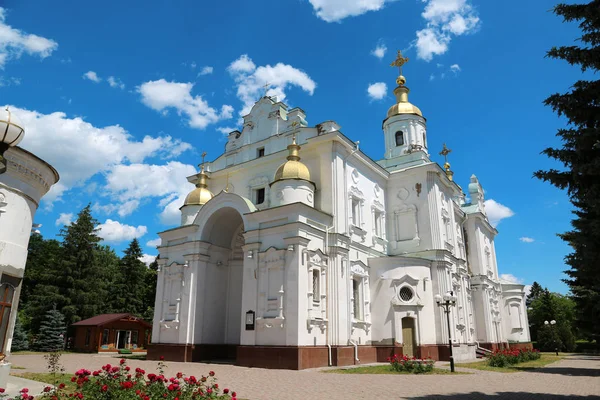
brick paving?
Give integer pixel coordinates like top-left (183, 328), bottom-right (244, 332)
top-left (8, 353), bottom-right (600, 399)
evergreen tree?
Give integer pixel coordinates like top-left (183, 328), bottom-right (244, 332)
top-left (35, 306), bottom-right (66, 352)
top-left (527, 287), bottom-right (577, 342)
top-left (11, 316), bottom-right (29, 352)
top-left (526, 281), bottom-right (544, 307)
top-left (141, 257), bottom-right (159, 321)
top-left (534, 1), bottom-right (600, 340)
top-left (112, 239), bottom-right (148, 315)
top-left (59, 204), bottom-right (103, 327)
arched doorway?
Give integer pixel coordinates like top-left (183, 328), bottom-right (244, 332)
top-left (402, 317), bottom-right (417, 357)
top-left (198, 207), bottom-right (245, 357)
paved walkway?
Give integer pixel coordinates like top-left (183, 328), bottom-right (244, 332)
top-left (7, 353), bottom-right (600, 399)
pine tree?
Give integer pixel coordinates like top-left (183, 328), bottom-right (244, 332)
top-left (59, 205), bottom-right (104, 326)
top-left (142, 257), bottom-right (159, 321)
top-left (534, 1), bottom-right (600, 340)
top-left (526, 281), bottom-right (544, 307)
top-left (35, 307), bottom-right (66, 352)
top-left (11, 316), bottom-right (29, 352)
top-left (112, 239), bottom-right (148, 315)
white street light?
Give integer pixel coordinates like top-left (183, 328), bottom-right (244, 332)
top-left (0, 107), bottom-right (25, 174)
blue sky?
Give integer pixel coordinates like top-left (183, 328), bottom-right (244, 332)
top-left (0, 0), bottom-right (584, 293)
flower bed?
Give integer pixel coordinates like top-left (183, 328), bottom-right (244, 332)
top-left (486, 348), bottom-right (541, 368)
top-left (387, 354), bottom-right (435, 374)
top-left (1, 358), bottom-right (237, 400)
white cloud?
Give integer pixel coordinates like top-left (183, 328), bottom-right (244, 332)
top-left (216, 126), bottom-right (238, 135)
top-left (450, 64), bottom-right (461, 73)
top-left (367, 82), bottom-right (387, 101)
top-left (227, 54), bottom-right (317, 116)
top-left (500, 273), bottom-right (524, 284)
top-left (308, 0), bottom-right (391, 23)
top-left (524, 285), bottom-right (532, 298)
top-left (97, 219), bottom-right (147, 244)
top-left (55, 213), bottom-right (73, 226)
top-left (484, 199), bottom-right (514, 227)
top-left (146, 238), bottom-right (161, 247)
top-left (0, 8), bottom-right (58, 68)
top-left (83, 71), bottom-right (101, 83)
top-left (416, 0), bottom-right (480, 61)
top-left (104, 161), bottom-right (197, 225)
top-left (138, 79), bottom-right (233, 129)
top-left (107, 76), bottom-right (125, 89)
top-left (520, 237), bottom-right (535, 243)
top-left (371, 43), bottom-right (387, 59)
top-left (139, 254), bottom-right (157, 266)
top-left (10, 106), bottom-right (192, 203)
top-left (198, 66), bottom-right (213, 76)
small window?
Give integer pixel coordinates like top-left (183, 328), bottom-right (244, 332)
top-left (312, 270), bottom-right (320, 304)
top-left (131, 330), bottom-right (139, 345)
top-left (255, 188), bottom-right (265, 205)
top-left (352, 279), bottom-right (362, 320)
top-left (85, 328), bottom-right (91, 346)
top-left (257, 147), bottom-right (265, 158)
top-left (102, 329), bottom-right (109, 345)
top-left (400, 286), bottom-right (414, 302)
top-left (374, 210), bottom-right (383, 237)
top-left (395, 131), bottom-right (404, 146)
top-left (351, 199), bottom-right (360, 226)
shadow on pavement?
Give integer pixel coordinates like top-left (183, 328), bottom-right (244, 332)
top-left (515, 366), bottom-right (600, 377)
top-left (407, 393), bottom-right (600, 400)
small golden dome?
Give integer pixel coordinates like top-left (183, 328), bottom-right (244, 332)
top-left (272, 135), bottom-right (312, 184)
top-left (183, 165), bottom-right (214, 206)
top-left (387, 77), bottom-right (423, 118)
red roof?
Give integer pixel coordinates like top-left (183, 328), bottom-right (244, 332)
top-left (71, 313), bottom-right (151, 327)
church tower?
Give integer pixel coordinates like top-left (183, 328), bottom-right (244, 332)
top-left (382, 51), bottom-right (428, 162)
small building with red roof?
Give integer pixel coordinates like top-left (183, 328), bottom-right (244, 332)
top-left (71, 313), bottom-right (151, 353)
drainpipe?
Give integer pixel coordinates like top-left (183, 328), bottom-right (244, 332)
top-left (349, 339), bottom-right (359, 363)
top-left (325, 224), bottom-right (333, 366)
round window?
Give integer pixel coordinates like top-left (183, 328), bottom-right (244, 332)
top-left (399, 286), bottom-right (414, 302)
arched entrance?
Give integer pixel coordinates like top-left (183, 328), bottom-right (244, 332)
top-left (197, 206), bottom-right (245, 360)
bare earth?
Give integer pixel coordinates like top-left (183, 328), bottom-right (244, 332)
top-left (8, 353), bottom-right (600, 400)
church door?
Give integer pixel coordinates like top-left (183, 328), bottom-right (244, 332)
top-left (402, 317), bottom-right (417, 357)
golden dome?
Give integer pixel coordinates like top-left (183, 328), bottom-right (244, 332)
top-left (272, 135), bottom-right (312, 184)
top-left (386, 76), bottom-right (423, 118)
top-left (183, 165), bottom-right (214, 206)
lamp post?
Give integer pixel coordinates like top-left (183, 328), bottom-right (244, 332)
top-left (544, 320), bottom-right (558, 356)
top-left (0, 107), bottom-right (26, 175)
top-left (435, 291), bottom-right (458, 372)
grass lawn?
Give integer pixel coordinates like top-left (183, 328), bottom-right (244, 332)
top-left (457, 353), bottom-right (564, 373)
top-left (114, 354), bottom-right (147, 360)
top-left (324, 365), bottom-right (468, 375)
top-left (12, 372), bottom-right (76, 392)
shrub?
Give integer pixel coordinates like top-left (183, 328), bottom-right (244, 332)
top-left (0, 358), bottom-right (237, 400)
top-left (486, 348), bottom-right (541, 368)
top-left (387, 354), bottom-right (435, 374)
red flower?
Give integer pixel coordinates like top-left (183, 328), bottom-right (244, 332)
top-left (159, 355), bottom-right (165, 360)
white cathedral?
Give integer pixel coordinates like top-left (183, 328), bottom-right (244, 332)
top-left (149, 55), bottom-right (531, 369)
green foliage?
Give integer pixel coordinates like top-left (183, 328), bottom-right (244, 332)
top-left (534, 1), bottom-right (600, 341)
top-left (111, 239), bottom-right (149, 316)
top-left (34, 306), bottom-right (66, 352)
top-left (526, 282), bottom-right (544, 307)
top-left (527, 286), bottom-right (577, 343)
top-left (11, 316), bottom-right (29, 352)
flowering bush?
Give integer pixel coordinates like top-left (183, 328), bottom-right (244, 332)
top-left (486, 348), bottom-right (541, 368)
top-left (0, 358), bottom-right (237, 400)
top-left (387, 354), bottom-right (435, 374)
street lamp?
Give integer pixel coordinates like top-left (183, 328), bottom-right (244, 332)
top-left (435, 291), bottom-right (458, 372)
top-left (0, 107), bottom-right (25, 175)
top-left (544, 320), bottom-right (558, 355)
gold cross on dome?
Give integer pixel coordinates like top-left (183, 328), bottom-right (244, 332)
top-left (439, 143), bottom-right (452, 163)
top-left (198, 151), bottom-right (207, 170)
top-left (390, 50), bottom-right (409, 76)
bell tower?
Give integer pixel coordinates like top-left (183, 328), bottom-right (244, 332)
top-left (383, 51), bottom-right (428, 161)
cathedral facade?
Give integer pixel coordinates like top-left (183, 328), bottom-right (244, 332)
top-left (149, 61), bottom-right (531, 369)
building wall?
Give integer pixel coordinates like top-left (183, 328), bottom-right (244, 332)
top-left (73, 321), bottom-right (151, 353)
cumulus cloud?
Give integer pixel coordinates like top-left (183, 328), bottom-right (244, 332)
top-left (198, 66), bottom-right (213, 76)
top-left (138, 79), bottom-right (233, 129)
top-left (415, 0), bottom-right (480, 61)
top-left (10, 106), bottom-right (192, 203)
top-left (227, 54), bottom-right (317, 116)
top-left (146, 238), bottom-right (161, 247)
top-left (0, 8), bottom-right (58, 68)
top-left (367, 82), bottom-right (387, 100)
top-left (450, 64), bottom-right (461, 73)
top-left (107, 76), bottom-right (125, 89)
top-left (520, 237), bottom-right (535, 243)
top-left (55, 213), bottom-right (73, 226)
top-left (500, 274), bottom-right (524, 284)
top-left (139, 254), bottom-right (157, 266)
top-left (484, 199), bottom-right (514, 227)
top-left (103, 161), bottom-right (197, 225)
top-left (83, 71), bottom-right (101, 83)
top-left (97, 219), bottom-right (147, 243)
top-left (371, 43), bottom-right (387, 59)
top-left (308, 0), bottom-right (392, 23)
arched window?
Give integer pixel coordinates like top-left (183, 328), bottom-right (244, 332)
top-left (395, 131), bottom-right (404, 146)
top-left (423, 131), bottom-right (427, 146)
